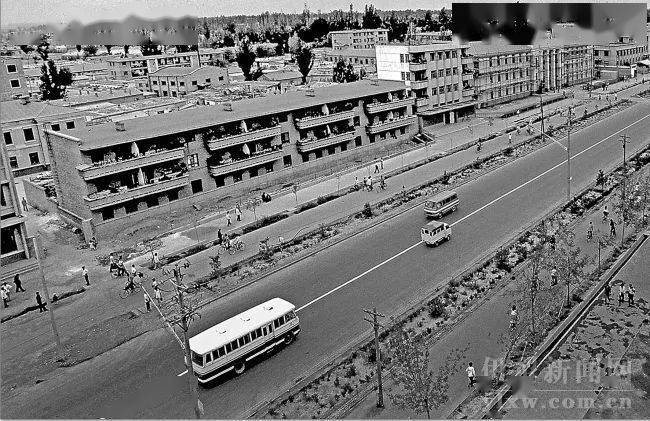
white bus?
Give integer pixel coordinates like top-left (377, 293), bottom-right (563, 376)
top-left (424, 190), bottom-right (459, 218)
top-left (189, 297), bottom-right (301, 384)
top-left (421, 220), bottom-right (451, 246)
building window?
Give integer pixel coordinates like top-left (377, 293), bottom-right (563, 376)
top-left (205, 78), bottom-right (211, 83)
top-left (170, 81), bottom-right (175, 86)
top-left (281, 132), bottom-right (290, 144)
top-left (152, 80), bottom-right (158, 85)
top-left (249, 167), bottom-right (258, 178)
top-left (233, 172), bottom-right (243, 183)
top-left (3, 132), bottom-right (12, 145)
top-left (29, 152), bottom-right (40, 165)
top-left (353, 116), bottom-right (360, 126)
top-left (186, 153), bottom-right (199, 168)
top-left (400, 71), bottom-right (406, 81)
top-left (283, 155), bottom-right (292, 167)
top-left (192, 80), bottom-right (198, 86)
top-left (161, 81), bottom-right (167, 86)
top-left (10, 79), bottom-right (20, 88)
top-left (7, 64), bottom-right (17, 73)
top-left (180, 81), bottom-right (185, 86)
top-left (172, 91), bottom-right (177, 97)
top-left (314, 150), bottom-right (322, 159)
top-left (9, 157), bottom-right (18, 168)
top-left (102, 207), bottom-right (115, 220)
top-left (168, 190), bottom-right (180, 201)
top-left (214, 177), bottom-right (225, 187)
top-left (125, 202), bottom-right (138, 214)
top-left (146, 196), bottom-right (159, 208)
top-left (266, 163), bottom-right (274, 172)
top-left (218, 76), bottom-right (224, 81)
top-left (340, 142), bottom-right (347, 151)
top-left (191, 179), bottom-right (203, 194)
top-left (355, 136), bottom-right (362, 147)
top-left (51, 124), bottom-right (61, 131)
top-left (66, 121), bottom-right (75, 129)
top-left (302, 154), bottom-right (309, 163)
top-left (23, 128), bottom-right (35, 141)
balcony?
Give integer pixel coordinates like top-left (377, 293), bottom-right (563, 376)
top-left (297, 131), bottom-right (355, 153)
top-left (462, 73), bottom-right (473, 81)
top-left (409, 62), bottom-right (427, 72)
top-left (77, 148), bottom-right (185, 180)
top-left (1, 205), bottom-right (16, 218)
top-left (365, 97), bottom-right (415, 114)
top-left (295, 110), bottom-right (355, 130)
top-left (462, 57), bottom-right (473, 65)
top-left (366, 116), bottom-right (417, 134)
top-left (415, 97), bottom-right (429, 108)
top-left (205, 126), bottom-right (281, 151)
top-left (84, 174), bottom-right (189, 210)
top-left (208, 150), bottom-right (283, 177)
top-left (410, 80), bottom-right (429, 90)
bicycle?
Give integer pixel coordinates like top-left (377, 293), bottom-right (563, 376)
top-left (119, 279), bottom-right (142, 299)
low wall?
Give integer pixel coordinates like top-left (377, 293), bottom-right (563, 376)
top-left (22, 178), bottom-right (58, 214)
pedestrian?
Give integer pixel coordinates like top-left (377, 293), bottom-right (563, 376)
top-left (89, 236), bottom-right (97, 250)
top-left (466, 362), bottom-right (476, 388)
top-left (152, 252), bottom-right (161, 269)
top-left (363, 176), bottom-right (369, 191)
top-left (603, 205), bottom-right (609, 223)
top-left (144, 292), bottom-right (151, 312)
top-left (217, 228), bottom-right (223, 244)
top-left (374, 163), bottom-right (379, 174)
top-left (618, 283), bottom-right (625, 305)
top-left (35, 291), bottom-right (47, 312)
top-left (615, 93), bottom-right (617, 101)
top-left (368, 175), bottom-right (373, 191)
top-left (508, 133), bottom-right (512, 144)
top-left (154, 286), bottom-right (163, 304)
top-left (627, 284), bottom-right (635, 306)
top-left (354, 175), bottom-right (359, 189)
top-left (118, 256), bottom-right (125, 276)
top-left (380, 157), bottom-right (384, 170)
top-left (151, 277), bottom-right (158, 290)
top-left (235, 204), bottom-right (242, 221)
top-left (510, 305), bottom-right (517, 329)
top-left (130, 264), bottom-right (137, 280)
top-left (609, 218), bottom-right (616, 237)
top-left (1, 282), bottom-right (10, 302)
top-left (14, 273), bottom-right (26, 293)
top-left (173, 263), bottom-right (181, 280)
top-left (1, 286), bottom-right (8, 308)
top-left (226, 211), bottom-right (232, 226)
top-left (550, 266), bottom-right (558, 286)
top-left (82, 266), bottom-right (90, 286)
top-left (604, 280), bottom-right (611, 304)
top-left (587, 220), bottom-right (594, 240)
top-left (21, 197), bottom-right (28, 212)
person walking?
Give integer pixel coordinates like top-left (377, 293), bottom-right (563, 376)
top-left (509, 305), bottom-right (518, 330)
top-left (144, 292), bottom-right (151, 312)
top-left (466, 362), bottom-right (476, 388)
top-left (354, 175), bottom-right (359, 190)
top-left (152, 252), bottom-right (161, 269)
top-left (618, 283), bottom-right (625, 305)
top-left (380, 157), bottom-right (384, 170)
top-left (35, 291), bottom-right (47, 312)
top-left (587, 221), bottom-right (594, 240)
top-left (21, 197), bottom-right (28, 212)
top-left (151, 278), bottom-right (158, 290)
top-left (1, 282), bottom-right (10, 302)
top-left (130, 264), bottom-right (137, 280)
top-left (109, 253), bottom-right (117, 276)
top-left (235, 204), bottom-right (242, 222)
top-left (154, 286), bottom-right (163, 304)
top-left (368, 175), bottom-right (373, 191)
top-left (1, 286), bottom-right (8, 308)
top-left (118, 256), bottom-right (125, 277)
top-left (604, 281), bottom-right (611, 304)
top-left (226, 211), bottom-right (232, 226)
top-left (82, 266), bottom-right (90, 286)
top-left (13, 273), bottom-right (26, 293)
top-left (627, 284), bottom-right (635, 306)
top-left (602, 205), bottom-right (609, 223)
top-left (508, 133), bottom-right (512, 144)
top-left (609, 218), bottom-right (616, 237)
top-left (217, 228), bottom-right (223, 244)
top-left (550, 266), bottom-right (558, 286)
top-left (374, 163), bottom-right (379, 174)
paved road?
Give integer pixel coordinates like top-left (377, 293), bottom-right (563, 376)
top-left (3, 99), bottom-right (649, 419)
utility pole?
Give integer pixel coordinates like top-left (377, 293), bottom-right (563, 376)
top-left (539, 94), bottom-right (545, 141)
top-left (619, 134), bottom-right (630, 245)
top-left (173, 269), bottom-right (203, 419)
top-left (363, 307), bottom-right (385, 408)
top-left (566, 107), bottom-right (572, 202)
top-left (34, 235), bottom-right (60, 347)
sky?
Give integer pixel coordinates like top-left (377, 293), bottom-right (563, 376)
top-left (0, 0), bottom-right (451, 26)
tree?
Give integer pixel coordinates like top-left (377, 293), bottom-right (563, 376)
top-left (76, 45), bottom-right (82, 52)
top-left (104, 45), bottom-right (113, 54)
top-left (36, 34), bottom-right (50, 61)
top-left (39, 60), bottom-right (73, 100)
top-left (596, 169), bottom-right (606, 192)
top-left (387, 13), bottom-right (409, 42)
top-left (613, 173), bottom-right (650, 239)
top-left (421, 11), bottom-right (436, 32)
top-left (310, 17), bottom-right (330, 40)
top-left (388, 325), bottom-right (466, 419)
top-left (123, 45), bottom-right (130, 55)
top-left (362, 5), bottom-right (383, 29)
top-left (295, 43), bottom-right (314, 84)
top-left (175, 45), bottom-right (191, 53)
top-left (140, 39), bottom-right (161, 56)
top-left (333, 60), bottom-right (359, 83)
top-left (236, 41), bottom-right (257, 81)
top-left (222, 33), bottom-right (236, 47)
top-left (438, 7), bottom-right (451, 30)
top-left (82, 45), bottom-right (98, 56)
top-left (202, 21), bottom-right (211, 41)
top-left (550, 222), bottom-right (591, 307)
top-left (19, 45), bottom-right (35, 55)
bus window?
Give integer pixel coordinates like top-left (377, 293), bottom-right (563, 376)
top-left (274, 319), bottom-right (280, 329)
top-left (243, 334), bottom-right (251, 345)
top-left (285, 311), bottom-right (296, 321)
top-left (205, 353), bottom-right (213, 364)
top-left (251, 330), bottom-right (258, 340)
top-left (192, 351), bottom-right (204, 366)
top-left (238, 337), bottom-right (245, 347)
top-left (225, 343), bottom-right (232, 353)
top-left (231, 340), bottom-right (239, 351)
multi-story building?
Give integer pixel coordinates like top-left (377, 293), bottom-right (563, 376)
top-left (258, 70), bottom-right (303, 90)
top-left (1, 57), bottom-right (29, 100)
top-left (107, 49), bottom-right (227, 79)
top-left (147, 66), bottom-right (230, 97)
top-left (24, 61), bottom-right (109, 92)
top-left (1, 140), bottom-right (33, 268)
top-left (2, 99), bottom-right (89, 176)
top-left (323, 47), bottom-right (377, 67)
top-left (329, 29), bottom-right (389, 50)
top-left (533, 41), bottom-right (593, 91)
top-left (44, 80), bottom-right (417, 240)
top-left (594, 36), bottom-right (648, 67)
top-left (468, 44), bottom-right (535, 109)
top-left (376, 43), bottom-right (476, 125)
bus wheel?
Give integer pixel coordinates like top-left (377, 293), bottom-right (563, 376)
top-left (284, 333), bottom-right (294, 345)
top-left (234, 361), bottom-right (246, 375)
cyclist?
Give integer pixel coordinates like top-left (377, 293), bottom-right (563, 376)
top-left (476, 142), bottom-right (482, 152)
top-left (509, 305), bottom-right (518, 330)
top-left (259, 236), bottom-right (270, 252)
top-left (587, 221), bottom-right (594, 240)
top-left (124, 277), bottom-right (135, 293)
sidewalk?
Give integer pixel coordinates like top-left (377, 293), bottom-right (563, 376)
top-left (345, 178), bottom-right (643, 419)
top-left (1, 82), bottom-right (644, 376)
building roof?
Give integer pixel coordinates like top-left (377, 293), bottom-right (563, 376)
top-left (324, 47), bottom-right (377, 58)
top-left (0, 100), bottom-right (86, 123)
top-left (58, 79), bottom-right (408, 150)
top-left (330, 29), bottom-right (388, 34)
top-left (466, 42), bottom-right (532, 56)
top-left (23, 62), bottom-right (108, 78)
top-left (189, 298), bottom-right (295, 354)
top-left (49, 90), bottom-right (148, 107)
top-left (259, 70), bottom-right (303, 81)
top-left (149, 66), bottom-right (206, 77)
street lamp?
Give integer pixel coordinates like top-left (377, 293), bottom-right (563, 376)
top-left (566, 107), bottom-right (573, 202)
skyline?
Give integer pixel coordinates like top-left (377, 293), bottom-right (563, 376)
top-left (0, 0), bottom-right (451, 26)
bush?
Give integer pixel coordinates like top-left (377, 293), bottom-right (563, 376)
top-left (450, 278), bottom-right (460, 287)
top-left (503, 146), bottom-right (514, 156)
top-left (242, 213), bottom-right (289, 234)
top-left (345, 364), bottom-right (357, 378)
top-left (362, 202), bottom-right (373, 218)
top-left (495, 248), bottom-right (510, 272)
top-left (428, 296), bottom-right (446, 318)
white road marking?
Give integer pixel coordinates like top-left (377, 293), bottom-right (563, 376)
top-left (177, 370), bottom-right (188, 377)
top-left (296, 113), bottom-right (650, 313)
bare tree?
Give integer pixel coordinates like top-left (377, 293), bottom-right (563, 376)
top-left (550, 222), bottom-right (591, 307)
top-left (387, 325), bottom-right (466, 419)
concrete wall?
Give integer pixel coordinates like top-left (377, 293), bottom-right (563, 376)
top-left (22, 178), bottom-right (58, 214)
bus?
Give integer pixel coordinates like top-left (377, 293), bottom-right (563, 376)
top-left (189, 297), bottom-right (300, 384)
top-left (421, 220), bottom-right (451, 246)
top-left (424, 190), bottom-right (459, 218)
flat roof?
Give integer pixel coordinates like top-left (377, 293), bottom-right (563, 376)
top-left (423, 220), bottom-right (448, 229)
top-left (59, 79), bottom-right (408, 150)
top-left (467, 42), bottom-right (532, 56)
top-left (428, 189), bottom-right (458, 202)
top-left (0, 100), bottom-right (86, 123)
top-left (189, 298), bottom-right (295, 354)
top-left (330, 29), bottom-right (388, 34)
top-left (149, 66), bottom-right (209, 77)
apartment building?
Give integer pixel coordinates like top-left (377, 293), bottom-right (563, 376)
top-left (594, 36), bottom-right (648, 67)
top-left (1, 57), bottom-right (28, 100)
top-left (323, 47), bottom-right (377, 67)
top-left (533, 42), bottom-right (593, 91)
top-left (1, 140), bottom-right (32, 267)
top-left (44, 80), bottom-right (417, 240)
top-left (107, 49), bottom-right (227, 79)
top-left (2, 99), bottom-right (88, 176)
top-left (469, 44), bottom-right (535, 108)
top-left (147, 66), bottom-right (230, 97)
top-left (376, 43), bottom-right (475, 125)
top-left (24, 61), bottom-right (109, 92)
top-left (330, 29), bottom-right (389, 50)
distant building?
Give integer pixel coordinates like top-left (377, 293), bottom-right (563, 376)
top-left (44, 80), bottom-right (416, 240)
top-left (1, 57), bottom-right (28, 100)
top-left (323, 47), bottom-right (377, 67)
top-left (594, 36), bottom-right (648, 78)
top-left (258, 70), bottom-right (303, 90)
top-left (410, 31), bottom-right (453, 43)
top-left (147, 66), bottom-right (230, 97)
top-left (1, 99), bottom-right (88, 176)
top-left (24, 61), bottom-right (109, 92)
top-left (329, 29), bottom-right (389, 50)
top-left (107, 49), bottom-right (228, 79)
